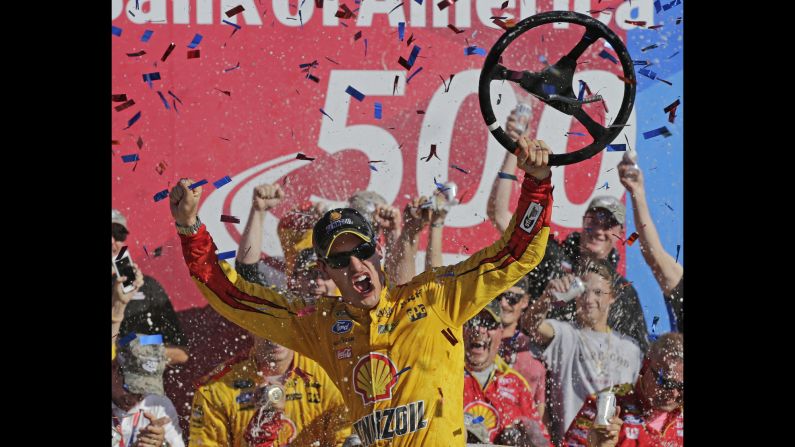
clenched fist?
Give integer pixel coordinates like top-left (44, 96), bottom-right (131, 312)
top-left (252, 184), bottom-right (285, 212)
top-left (169, 178), bottom-right (202, 226)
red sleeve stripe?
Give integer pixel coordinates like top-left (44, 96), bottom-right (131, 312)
top-left (181, 226), bottom-right (295, 316)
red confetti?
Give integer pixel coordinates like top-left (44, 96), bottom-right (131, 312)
top-left (187, 49), bottom-right (201, 59)
top-left (221, 214), bottom-right (241, 223)
top-left (421, 144), bottom-right (441, 162)
top-left (626, 232), bottom-right (640, 246)
top-left (296, 153), bottom-right (316, 161)
top-left (500, 0), bottom-right (508, 9)
top-left (447, 24), bottom-right (465, 34)
top-left (155, 161), bottom-right (168, 175)
top-left (111, 94), bottom-right (128, 102)
top-left (160, 42), bottom-right (176, 62)
top-left (114, 99), bottom-right (136, 112)
top-left (225, 5), bottom-right (245, 17)
top-left (353, 30), bottom-right (362, 41)
top-left (624, 20), bottom-right (647, 26)
top-left (215, 88), bottom-right (231, 96)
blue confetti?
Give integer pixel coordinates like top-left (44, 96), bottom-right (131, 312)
top-left (141, 29), bottom-right (153, 42)
top-left (224, 62), bottom-right (241, 72)
top-left (598, 49), bottom-right (618, 64)
top-left (153, 189), bottom-right (169, 202)
top-left (667, 51), bottom-right (680, 59)
top-left (374, 102), bottom-right (382, 119)
top-left (406, 66), bottom-right (423, 83)
top-left (112, 26), bottom-right (122, 37)
top-left (395, 366), bottom-right (412, 377)
top-left (434, 177), bottom-right (450, 192)
top-left (606, 144), bottom-right (627, 151)
top-left (188, 179), bottom-right (208, 190)
top-left (138, 334), bottom-right (164, 345)
top-left (675, 244), bottom-right (681, 262)
top-left (596, 182), bottom-right (609, 190)
top-left (370, 164), bottom-right (378, 172)
top-left (124, 111), bottom-right (142, 130)
top-left (642, 126), bottom-right (672, 139)
top-left (539, 55), bottom-right (549, 65)
top-left (213, 176), bottom-right (232, 189)
top-left (346, 85), bottom-right (366, 102)
top-left (319, 108), bottom-right (334, 120)
top-left (121, 154), bottom-right (140, 163)
top-left (222, 19), bottom-right (241, 30)
top-left (566, 131), bottom-right (586, 137)
top-left (577, 80), bottom-right (586, 101)
top-left (638, 67), bottom-right (658, 80)
top-left (451, 164), bottom-right (470, 174)
top-left (187, 34), bottom-right (203, 49)
top-left (217, 250), bottom-right (236, 260)
top-left (464, 46), bottom-right (486, 56)
top-left (633, 60), bottom-right (651, 66)
top-left (364, 38), bottom-right (368, 56)
top-left (156, 91), bottom-right (171, 110)
top-left (407, 45), bottom-right (421, 66)
top-left (498, 171), bottom-right (518, 181)
top-left (542, 84), bottom-right (556, 95)
top-left (118, 333), bottom-right (137, 347)
top-left (414, 0), bottom-right (423, 3)
top-left (143, 245), bottom-right (149, 257)
top-left (472, 416), bottom-right (485, 424)
top-left (398, 22), bottom-right (405, 41)
top-left (142, 72), bottom-right (161, 83)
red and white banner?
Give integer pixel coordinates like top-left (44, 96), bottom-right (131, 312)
top-left (112, 0), bottom-right (653, 310)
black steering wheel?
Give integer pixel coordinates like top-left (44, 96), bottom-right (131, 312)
top-left (479, 11), bottom-right (636, 166)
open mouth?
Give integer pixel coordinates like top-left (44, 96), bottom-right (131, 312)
top-left (466, 338), bottom-right (491, 355)
top-left (352, 272), bottom-right (373, 295)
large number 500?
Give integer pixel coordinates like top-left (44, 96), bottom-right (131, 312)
top-left (316, 69), bottom-right (635, 229)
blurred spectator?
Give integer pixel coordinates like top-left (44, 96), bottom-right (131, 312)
top-left (521, 259), bottom-right (643, 445)
top-left (113, 335), bottom-right (186, 447)
top-left (563, 332), bottom-right (683, 447)
top-left (189, 335), bottom-right (350, 447)
top-left (112, 261), bottom-right (144, 358)
top-left (617, 155), bottom-right (684, 332)
top-left (463, 301), bottom-right (552, 447)
top-left (496, 276), bottom-right (547, 419)
top-left (112, 209), bottom-right (189, 365)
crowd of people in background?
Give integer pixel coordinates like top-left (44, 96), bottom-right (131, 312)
top-left (112, 105), bottom-right (683, 447)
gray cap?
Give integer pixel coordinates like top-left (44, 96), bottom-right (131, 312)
top-left (587, 196), bottom-right (625, 225)
top-left (111, 209), bottom-right (128, 230)
top-left (348, 190), bottom-right (387, 226)
top-left (117, 334), bottom-right (166, 396)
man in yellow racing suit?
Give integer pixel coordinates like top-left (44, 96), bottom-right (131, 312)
top-left (168, 136), bottom-right (554, 446)
top-left (189, 336), bottom-right (350, 446)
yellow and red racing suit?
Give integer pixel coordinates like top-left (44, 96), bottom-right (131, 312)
top-left (179, 174), bottom-right (553, 446)
top-left (189, 349), bottom-right (350, 446)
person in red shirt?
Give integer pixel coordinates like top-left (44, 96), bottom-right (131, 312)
top-left (463, 300), bottom-right (553, 447)
top-left (563, 332), bottom-right (683, 447)
top-left (496, 275), bottom-right (548, 419)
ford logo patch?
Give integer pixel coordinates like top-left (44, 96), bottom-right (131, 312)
top-left (332, 320), bottom-right (354, 334)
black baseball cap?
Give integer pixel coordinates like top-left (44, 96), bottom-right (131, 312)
top-left (312, 208), bottom-right (375, 258)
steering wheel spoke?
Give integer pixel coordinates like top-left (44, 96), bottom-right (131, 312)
top-left (478, 11), bottom-right (636, 166)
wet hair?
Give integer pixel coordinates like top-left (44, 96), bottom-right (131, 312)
top-left (511, 275), bottom-right (531, 294)
top-left (647, 332), bottom-right (683, 364)
top-left (575, 258), bottom-right (620, 295)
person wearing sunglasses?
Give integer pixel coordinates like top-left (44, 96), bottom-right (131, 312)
top-left (563, 332), bottom-right (683, 447)
top-left (521, 258), bottom-right (643, 445)
top-left (496, 276), bottom-right (548, 420)
top-left (462, 301), bottom-right (552, 447)
top-left (167, 135), bottom-right (555, 446)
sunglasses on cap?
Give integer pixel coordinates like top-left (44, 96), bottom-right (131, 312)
top-left (324, 242), bottom-right (376, 269)
top-left (656, 368), bottom-right (684, 392)
top-left (498, 291), bottom-right (524, 306)
top-left (465, 314), bottom-right (499, 331)
top-left (112, 223), bottom-right (129, 242)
